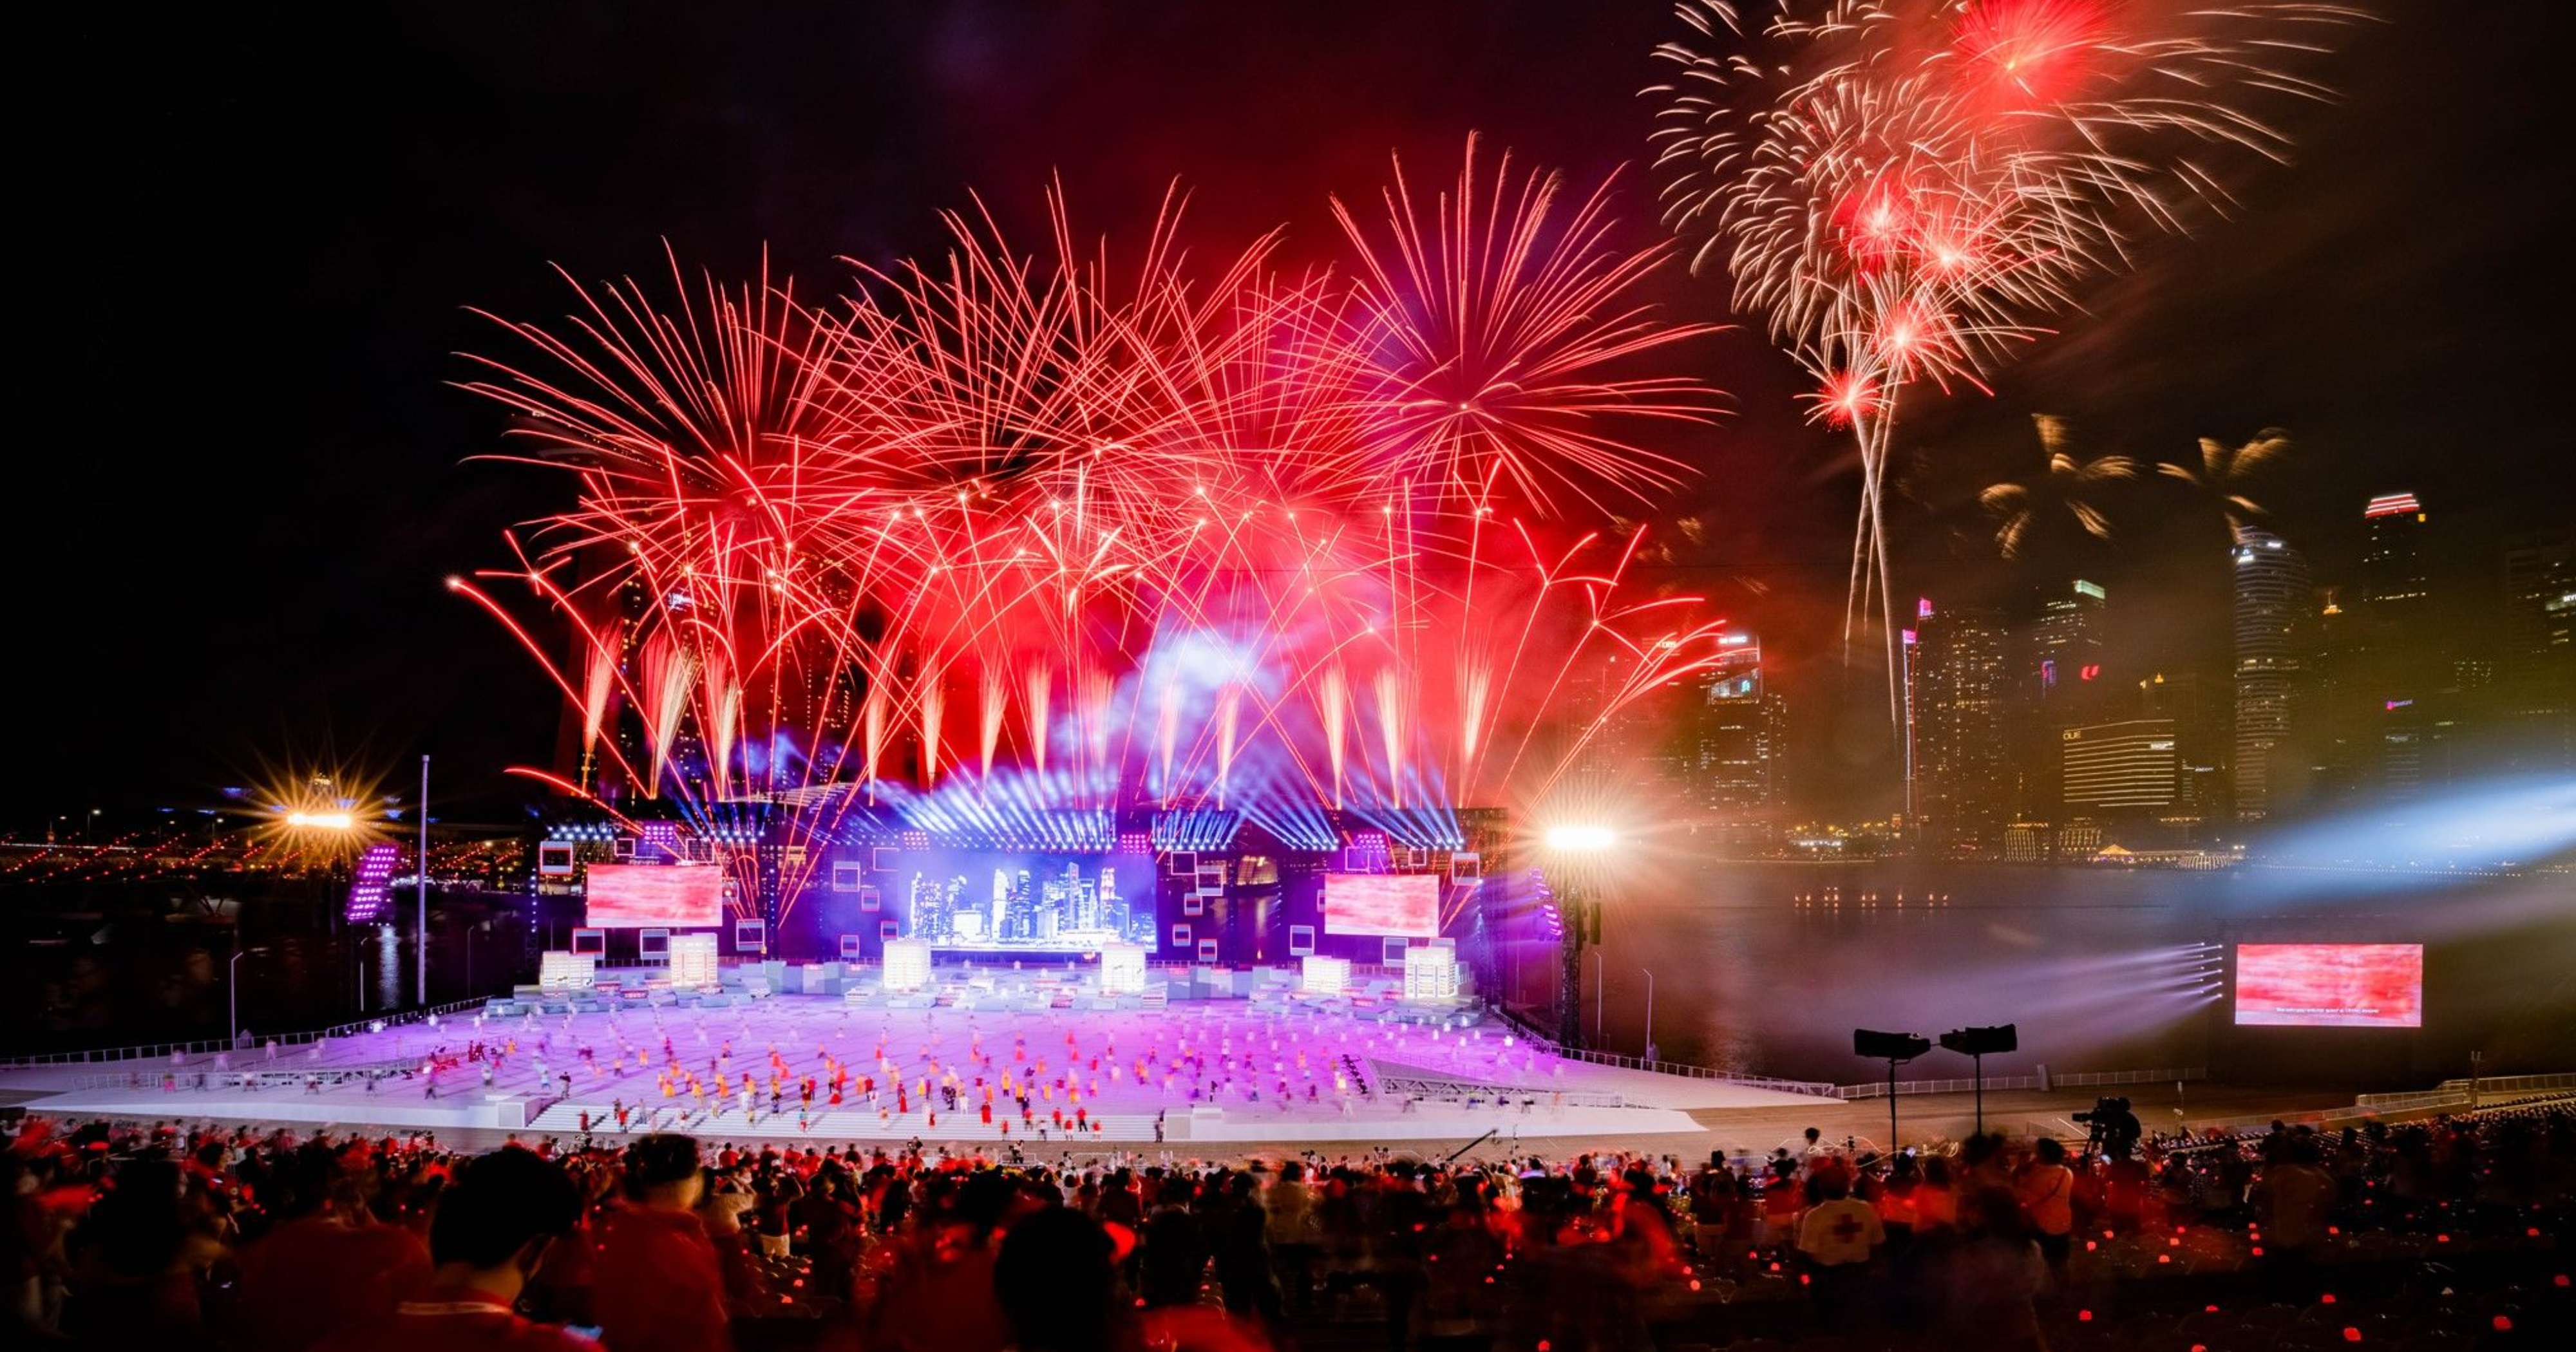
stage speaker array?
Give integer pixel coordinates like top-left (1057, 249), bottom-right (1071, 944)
top-left (1852, 1029), bottom-right (1932, 1060)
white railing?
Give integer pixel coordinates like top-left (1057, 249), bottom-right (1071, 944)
top-left (2438, 1070), bottom-right (2576, 1097)
top-left (2353, 1088), bottom-right (2471, 1112)
top-left (1487, 1006), bottom-right (1841, 1097)
top-left (70, 1060), bottom-right (420, 1093)
top-left (1375, 1074), bottom-right (1632, 1109)
top-left (2354, 1071), bottom-right (2576, 1112)
top-left (2150, 1077), bottom-right (2576, 1147)
top-left (1840, 1067), bottom-right (2208, 1100)
top-left (0, 997), bottom-right (494, 1069)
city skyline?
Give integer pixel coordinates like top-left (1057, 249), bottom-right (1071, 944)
top-left (12, 1), bottom-right (2574, 832)
top-left (5, 3), bottom-right (2571, 1170)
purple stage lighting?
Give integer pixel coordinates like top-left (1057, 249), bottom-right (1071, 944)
top-left (345, 841), bottom-right (401, 923)
top-left (638, 820), bottom-right (682, 862)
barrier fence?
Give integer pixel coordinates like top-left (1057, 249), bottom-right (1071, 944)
top-left (2438, 1069), bottom-right (2576, 1098)
top-left (2170, 1083), bottom-right (2576, 1142)
top-left (1838, 1066), bottom-right (2208, 1100)
top-left (1488, 1006), bottom-right (1841, 1097)
top-left (0, 997), bottom-right (495, 1070)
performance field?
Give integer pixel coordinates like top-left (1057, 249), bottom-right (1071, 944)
top-left (0, 961), bottom-right (1833, 1148)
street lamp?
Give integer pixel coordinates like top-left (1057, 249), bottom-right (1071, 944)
top-left (416, 755), bottom-right (429, 1008)
top-left (229, 944), bottom-right (270, 1047)
top-left (1540, 823), bottom-right (1617, 1049)
top-left (1642, 967), bottom-right (1659, 1064)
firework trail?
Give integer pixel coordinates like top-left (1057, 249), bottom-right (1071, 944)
top-left (1651, 0), bottom-right (2360, 729)
top-left (1978, 413), bottom-right (2137, 557)
top-left (455, 141), bottom-right (1726, 919)
top-left (2159, 426), bottom-right (2295, 536)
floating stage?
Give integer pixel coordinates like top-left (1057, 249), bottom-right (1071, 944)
top-left (0, 962), bottom-right (1832, 1148)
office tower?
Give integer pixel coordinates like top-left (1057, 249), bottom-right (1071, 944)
top-left (1692, 630), bottom-right (1786, 843)
top-left (2233, 530), bottom-right (2311, 821)
top-left (2359, 493), bottom-right (2430, 615)
top-left (2018, 579), bottom-right (2108, 816)
top-left (2301, 585), bottom-right (2365, 803)
top-left (2031, 579), bottom-right (2108, 698)
top-left (2497, 529), bottom-right (2576, 773)
top-left (2139, 671), bottom-right (2228, 823)
top-left (2503, 529), bottom-right (2575, 663)
top-left (2365, 493), bottom-right (2435, 799)
top-left (2061, 718), bottom-right (2180, 812)
top-left (1910, 602), bottom-right (2013, 852)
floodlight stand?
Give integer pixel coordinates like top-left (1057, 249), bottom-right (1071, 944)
top-left (1877, 1055), bottom-right (1913, 1149)
top-left (1555, 882), bottom-right (1591, 1049)
top-left (417, 755), bottom-right (430, 1008)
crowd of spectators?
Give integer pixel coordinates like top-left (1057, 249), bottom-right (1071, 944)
top-left (1, 1101), bottom-right (2566, 1350)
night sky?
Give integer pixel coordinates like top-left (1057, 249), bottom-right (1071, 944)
top-left (19, 0), bottom-right (2572, 829)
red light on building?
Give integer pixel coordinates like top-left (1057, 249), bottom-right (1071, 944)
top-left (2363, 492), bottom-right (2422, 519)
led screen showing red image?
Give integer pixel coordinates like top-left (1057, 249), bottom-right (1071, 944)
top-left (2233, 943), bottom-right (2423, 1028)
top-left (1322, 872), bottom-right (1439, 938)
top-left (585, 864), bottom-right (725, 928)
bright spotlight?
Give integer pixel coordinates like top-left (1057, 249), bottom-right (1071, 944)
top-left (286, 811), bottom-right (355, 830)
top-left (1544, 824), bottom-right (1617, 852)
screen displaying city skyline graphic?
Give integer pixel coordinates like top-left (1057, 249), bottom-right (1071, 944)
top-left (584, 863), bottom-right (726, 928)
top-left (2233, 943), bottom-right (2424, 1028)
top-left (1321, 872), bottom-right (1441, 939)
top-left (889, 849), bottom-right (1155, 951)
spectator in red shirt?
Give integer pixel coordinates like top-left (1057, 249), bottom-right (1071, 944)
top-left (237, 1150), bottom-right (432, 1351)
top-left (309, 1147), bottom-right (591, 1352)
top-left (594, 1134), bottom-right (734, 1352)
top-left (994, 1205), bottom-right (1133, 1352)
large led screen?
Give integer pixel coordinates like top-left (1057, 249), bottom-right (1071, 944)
top-left (2233, 943), bottom-right (2423, 1028)
top-left (584, 863), bottom-right (726, 928)
top-left (1322, 872), bottom-right (1439, 939)
top-left (889, 849), bottom-right (1155, 952)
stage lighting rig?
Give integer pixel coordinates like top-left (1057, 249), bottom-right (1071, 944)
top-left (1937, 1024), bottom-right (2018, 1134)
top-left (1853, 1028), bottom-right (1932, 1149)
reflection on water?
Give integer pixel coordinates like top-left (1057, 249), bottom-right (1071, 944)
top-left (373, 924), bottom-right (401, 1011)
top-left (1511, 862), bottom-right (2576, 1085)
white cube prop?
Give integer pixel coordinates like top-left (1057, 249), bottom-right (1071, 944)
top-left (882, 938), bottom-right (933, 993)
top-left (538, 950), bottom-right (597, 990)
top-left (1302, 953), bottom-right (1351, 996)
top-left (1402, 946), bottom-right (1459, 1002)
top-left (668, 934), bottom-right (720, 988)
top-left (1099, 943), bottom-right (1148, 995)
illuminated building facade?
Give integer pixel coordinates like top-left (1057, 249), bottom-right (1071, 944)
top-left (1690, 629), bottom-right (1785, 844)
top-left (2017, 579), bottom-right (2108, 820)
top-left (2061, 718), bottom-right (2180, 812)
top-left (2499, 529), bottom-right (2576, 772)
top-left (1910, 602), bottom-right (2013, 852)
top-left (2232, 530), bottom-right (2311, 821)
top-left (2360, 493), bottom-right (2430, 615)
top-left (2138, 671), bottom-right (2228, 823)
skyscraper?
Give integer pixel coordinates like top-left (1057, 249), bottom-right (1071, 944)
top-left (2017, 579), bottom-right (2109, 818)
top-left (1692, 630), bottom-right (1786, 847)
top-left (2503, 529), bottom-right (2574, 662)
top-left (1911, 602), bottom-right (2013, 852)
top-left (2359, 493), bottom-right (2430, 615)
top-left (2031, 579), bottom-right (2108, 698)
top-left (2349, 493), bottom-right (2438, 802)
top-left (2139, 670), bottom-right (2227, 823)
top-left (2498, 528), bottom-right (2576, 773)
top-left (2233, 530), bottom-right (2311, 821)
top-left (2061, 718), bottom-right (2179, 813)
